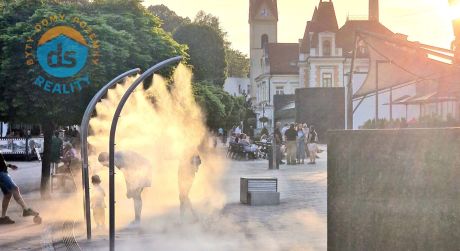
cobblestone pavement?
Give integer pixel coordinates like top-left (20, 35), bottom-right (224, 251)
top-left (0, 147), bottom-right (327, 251)
top-left (81, 146), bottom-right (327, 251)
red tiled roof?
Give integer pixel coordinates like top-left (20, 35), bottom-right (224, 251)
top-left (249, 0), bottom-right (278, 21)
top-left (336, 20), bottom-right (393, 57)
top-left (267, 43), bottom-right (298, 75)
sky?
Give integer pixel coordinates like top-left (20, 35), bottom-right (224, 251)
top-left (143, 0), bottom-right (457, 55)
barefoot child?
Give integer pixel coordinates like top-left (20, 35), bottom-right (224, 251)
top-left (91, 175), bottom-right (105, 230)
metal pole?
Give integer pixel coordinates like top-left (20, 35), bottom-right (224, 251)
top-left (109, 56), bottom-right (182, 251)
top-left (376, 62), bottom-right (379, 121)
top-left (80, 68), bottom-right (140, 240)
top-left (346, 33), bottom-right (359, 129)
top-left (389, 87), bottom-right (393, 122)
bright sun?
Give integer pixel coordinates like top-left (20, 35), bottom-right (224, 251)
top-left (449, 0), bottom-right (460, 20)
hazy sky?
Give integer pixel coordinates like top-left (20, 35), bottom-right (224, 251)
top-left (143, 0), bottom-right (456, 55)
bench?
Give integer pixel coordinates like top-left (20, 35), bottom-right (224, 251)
top-left (240, 177), bottom-right (280, 206)
top-left (227, 142), bottom-right (252, 160)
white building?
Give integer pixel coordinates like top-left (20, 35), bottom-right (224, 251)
top-left (249, 0), bottom-right (419, 129)
top-left (223, 77), bottom-right (250, 97)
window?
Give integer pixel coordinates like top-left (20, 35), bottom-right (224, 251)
top-left (322, 73), bottom-right (333, 87)
top-left (323, 40), bottom-right (331, 56)
top-left (275, 86), bottom-right (285, 95)
top-left (261, 34), bottom-right (269, 49)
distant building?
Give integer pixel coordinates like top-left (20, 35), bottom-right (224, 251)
top-left (249, 0), bottom-right (421, 129)
top-left (224, 77), bottom-right (250, 97)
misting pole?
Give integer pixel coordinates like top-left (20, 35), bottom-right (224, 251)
top-left (80, 68), bottom-right (140, 240)
top-left (108, 56), bottom-right (182, 251)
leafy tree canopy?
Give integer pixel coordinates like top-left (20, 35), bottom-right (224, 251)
top-left (0, 0), bottom-right (187, 194)
top-left (174, 23), bottom-right (227, 86)
top-left (147, 4), bottom-right (191, 34)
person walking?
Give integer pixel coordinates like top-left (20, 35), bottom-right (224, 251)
top-left (296, 124), bottom-right (306, 164)
top-left (307, 126), bottom-right (319, 164)
top-left (284, 124), bottom-right (297, 165)
top-left (0, 152), bottom-right (38, 224)
top-left (178, 154), bottom-right (201, 222)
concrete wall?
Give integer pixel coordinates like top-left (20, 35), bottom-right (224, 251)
top-left (273, 94), bottom-right (295, 126)
top-left (328, 128), bottom-right (460, 251)
top-left (296, 88), bottom-right (345, 142)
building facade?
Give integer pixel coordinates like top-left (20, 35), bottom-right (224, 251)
top-left (249, 0), bottom-right (417, 129)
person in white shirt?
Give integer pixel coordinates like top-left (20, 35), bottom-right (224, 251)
top-left (98, 151), bottom-right (152, 225)
top-left (91, 175), bottom-right (105, 230)
top-left (234, 126), bottom-right (242, 136)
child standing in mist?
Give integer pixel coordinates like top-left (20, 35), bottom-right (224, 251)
top-left (98, 151), bottom-right (152, 226)
top-left (178, 154), bottom-right (201, 222)
top-left (91, 175), bottom-right (105, 230)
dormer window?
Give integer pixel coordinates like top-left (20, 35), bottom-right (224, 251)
top-left (323, 40), bottom-right (331, 56)
top-left (261, 34), bottom-right (269, 49)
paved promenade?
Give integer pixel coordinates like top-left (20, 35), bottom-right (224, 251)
top-left (0, 148), bottom-right (327, 251)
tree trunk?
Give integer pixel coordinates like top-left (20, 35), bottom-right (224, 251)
top-left (40, 121), bottom-right (54, 198)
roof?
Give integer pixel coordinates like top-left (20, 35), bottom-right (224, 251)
top-left (353, 30), bottom-right (460, 98)
top-left (249, 0), bottom-right (278, 22)
top-left (267, 43), bottom-right (299, 75)
top-left (310, 1), bottom-right (338, 33)
top-left (336, 20), bottom-right (393, 57)
top-left (300, 1), bottom-right (338, 53)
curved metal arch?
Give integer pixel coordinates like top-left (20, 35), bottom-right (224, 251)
top-left (108, 56), bottom-right (182, 250)
top-left (80, 68), bottom-right (140, 240)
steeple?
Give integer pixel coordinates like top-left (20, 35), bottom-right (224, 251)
top-left (369, 0), bottom-right (379, 22)
top-left (249, 0), bottom-right (278, 22)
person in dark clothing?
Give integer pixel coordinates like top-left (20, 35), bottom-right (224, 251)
top-left (274, 122), bottom-right (284, 165)
top-left (284, 124), bottom-right (297, 165)
top-left (50, 131), bottom-right (63, 174)
top-left (0, 152), bottom-right (38, 224)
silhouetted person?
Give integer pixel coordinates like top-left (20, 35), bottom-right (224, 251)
top-left (284, 124), bottom-right (297, 165)
top-left (178, 154), bottom-right (201, 222)
top-left (98, 151), bottom-right (152, 225)
top-left (0, 152), bottom-right (38, 224)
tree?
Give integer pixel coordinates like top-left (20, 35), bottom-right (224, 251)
top-left (226, 48), bottom-right (250, 78)
top-left (174, 24), bottom-right (227, 86)
top-left (147, 4), bottom-right (191, 34)
top-left (0, 0), bottom-right (186, 196)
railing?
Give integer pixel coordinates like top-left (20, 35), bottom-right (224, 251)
top-left (0, 137), bottom-right (44, 158)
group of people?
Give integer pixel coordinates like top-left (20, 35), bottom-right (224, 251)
top-left (275, 122), bottom-right (319, 165)
top-left (91, 150), bottom-right (202, 229)
top-left (51, 131), bottom-right (80, 191)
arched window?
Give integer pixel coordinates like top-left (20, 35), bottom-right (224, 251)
top-left (261, 34), bottom-right (269, 49)
top-left (323, 40), bottom-right (331, 56)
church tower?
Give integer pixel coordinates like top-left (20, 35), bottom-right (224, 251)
top-left (369, 0), bottom-right (379, 22)
top-left (249, 0), bottom-right (278, 102)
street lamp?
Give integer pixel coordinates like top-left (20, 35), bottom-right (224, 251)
top-left (450, 0), bottom-right (460, 63)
